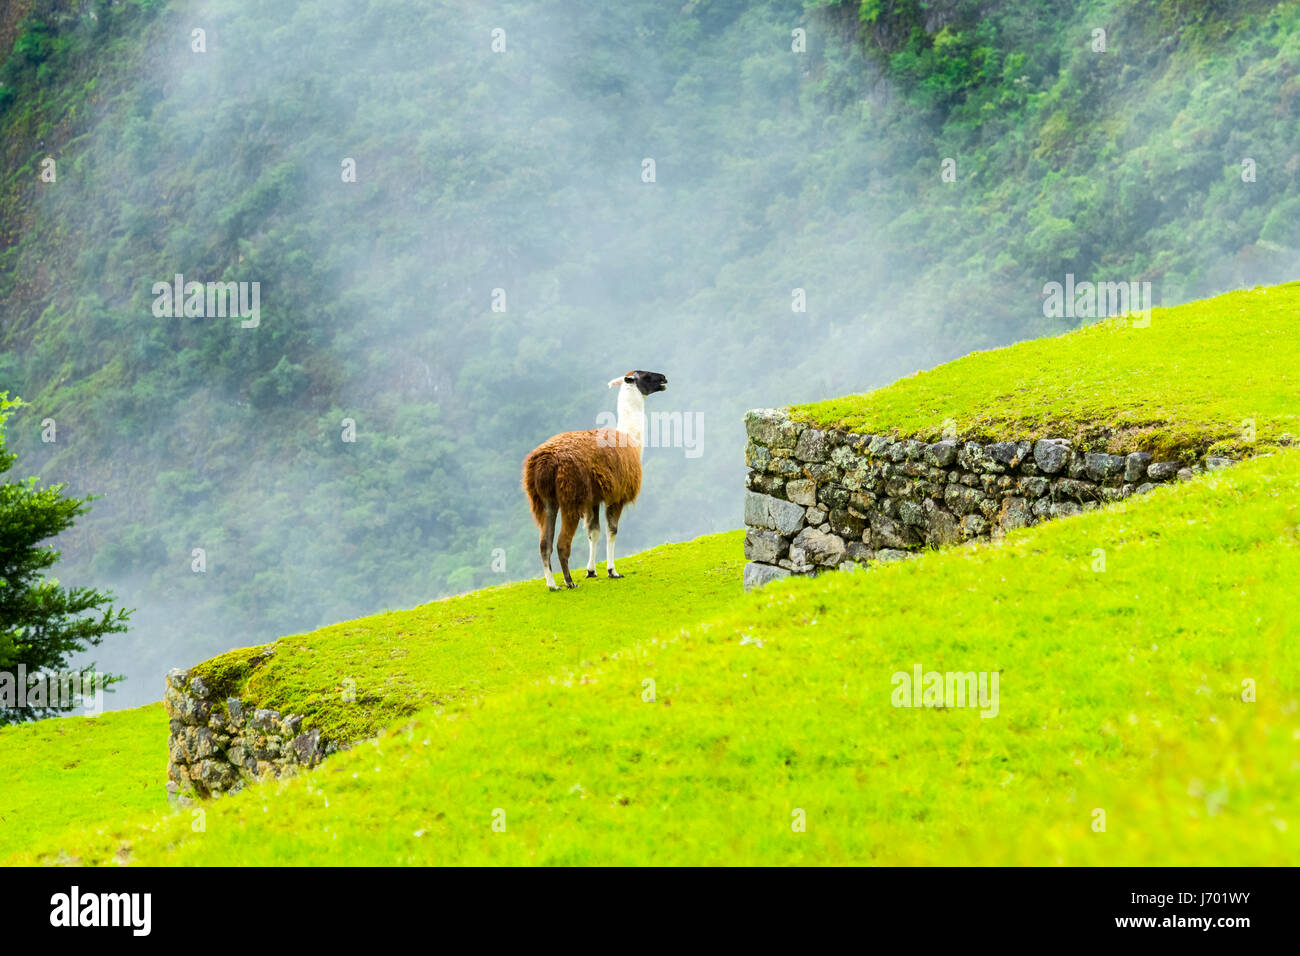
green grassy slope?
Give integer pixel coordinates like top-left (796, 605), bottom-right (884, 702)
top-left (9, 450), bottom-right (1298, 865)
top-left (184, 533), bottom-right (746, 744)
top-left (0, 703), bottom-right (167, 859)
top-left (0, 533), bottom-right (749, 860)
top-left (794, 283), bottom-right (1299, 459)
top-left (177, 284), bottom-right (1300, 746)
top-left (7, 279), bottom-right (1297, 865)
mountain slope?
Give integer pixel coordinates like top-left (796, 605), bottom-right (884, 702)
top-left (5, 278), bottom-right (1295, 864)
top-left (159, 281), bottom-right (1300, 749)
top-left (8, 448), bottom-right (1297, 865)
top-left (0, 534), bottom-right (746, 858)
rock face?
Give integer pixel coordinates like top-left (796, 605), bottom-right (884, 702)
top-left (741, 408), bottom-right (1229, 590)
top-left (164, 659), bottom-right (338, 802)
top-left (744, 490), bottom-right (806, 537)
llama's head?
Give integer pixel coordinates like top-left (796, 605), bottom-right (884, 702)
top-left (607, 370), bottom-right (668, 395)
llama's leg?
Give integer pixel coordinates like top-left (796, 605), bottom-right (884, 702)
top-left (585, 505), bottom-right (601, 577)
top-left (556, 509), bottom-right (582, 588)
top-left (605, 502), bottom-right (624, 579)
top-left (539, 505), bottom-right (559, 591)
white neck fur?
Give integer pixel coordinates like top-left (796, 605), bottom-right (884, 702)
top-left (612, 379), bottom-right (646, 454)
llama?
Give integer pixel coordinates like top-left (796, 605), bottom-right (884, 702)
top-left (522, 369), bottom-right (668, 590)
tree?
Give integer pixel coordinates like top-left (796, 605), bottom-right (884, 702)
top-left (0, 394), bottom-right (130, 724)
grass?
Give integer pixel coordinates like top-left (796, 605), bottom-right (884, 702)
top-left (9, 450), bottom-right (1298, 865)
top-left (0, 534), bottom-right (748, 861)
top-left (0, 703), bottom-right (167, 860)
top-left (7, 281), bottom-right (1298, 865)
top-left (178, 532), bottom-right (747, 744)
top-left (792, 283), bottom-right (1300, 460)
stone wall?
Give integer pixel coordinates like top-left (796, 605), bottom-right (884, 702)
top-left (743, 408), bottom-right (1233, 590)
top-left (164, 659), bottom-right (338, 801)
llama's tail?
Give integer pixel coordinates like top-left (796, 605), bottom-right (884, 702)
top-left (522, 448), bottom-right (552, 528)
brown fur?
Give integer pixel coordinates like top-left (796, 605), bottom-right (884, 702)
top-left (522, 428), bottom-right (642, 587)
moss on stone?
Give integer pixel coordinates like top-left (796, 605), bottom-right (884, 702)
top-left (186, 644), bottom-right (275, 705)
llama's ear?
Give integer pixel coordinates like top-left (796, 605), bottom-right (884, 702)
top-left (607, 376), bottom-right (624, 389)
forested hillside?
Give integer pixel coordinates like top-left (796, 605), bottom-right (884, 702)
top-left (2, 0), bottom-right (1298, 706)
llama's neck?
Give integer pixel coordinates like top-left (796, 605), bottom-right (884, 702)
top-left (616, 382), bottom-right (646, 454)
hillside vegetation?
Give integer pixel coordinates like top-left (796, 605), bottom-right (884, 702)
top-left (4, 276), bottom-right (1297, 865)
top-left (168, 283), bottom-right (1299, 746)
top-left (4, 0), bottom-right (1300, 705)
top-left (6, 449), bottom-right (1297, 865)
